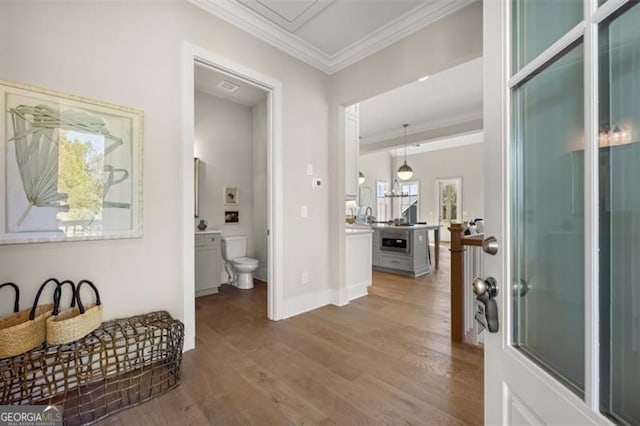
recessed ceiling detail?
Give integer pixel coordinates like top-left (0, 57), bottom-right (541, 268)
top-left (237, 0), bottom-right (334, 32)
top-left (189, 0), bottom-right (476, 74)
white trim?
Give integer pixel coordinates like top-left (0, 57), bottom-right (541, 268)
top-left (189, 0), bottom-right (474, 75)
top-left (584, 0), bottom-right (599, 410)
top-left (387, 131), bottom-right (484, 157)
top-left (508, 22), bottom-right (586, 89)
top-left (279, 289), bottom-right (335, 320)
top-left (591, 0), bottom-right (631, 24)
top-left (361, 111), bottom-right (483, 145)
top-left (347, 282), bottom-right (370, 301)
top-left (236, 0), bottom-right (334, 32)
top-left (328, 0), bottom-right (476, 74)
top-left (181, 43), bottom-right (285, 351)
top-left (189, 0), bottom-right (330, 73)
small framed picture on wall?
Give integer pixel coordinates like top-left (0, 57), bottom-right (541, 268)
top-left (225, 211), bottom-right (239, 224)
top-left (224, 187), bottom-right (238, 205)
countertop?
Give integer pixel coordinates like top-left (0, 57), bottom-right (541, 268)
top-left (195, 229), bottom-right (222, 234)
top-left (345, 225), bottom-right (374, 235)
top-left (371, 224), bottom-right (441, 230)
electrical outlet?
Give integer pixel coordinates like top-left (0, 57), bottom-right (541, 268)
top-left (301, 272), bottom-right (309, 285)
top-left (301, 205), bottom-right (308, 217)
top-left (312, 178), bottom-right (322, 189)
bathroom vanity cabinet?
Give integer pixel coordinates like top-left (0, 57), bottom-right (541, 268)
top-left (195, 231), bottom-right (222, 297)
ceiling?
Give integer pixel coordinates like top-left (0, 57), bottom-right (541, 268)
top-left (194, 63), bottom-right (267, 106)
top-left (358, 57), bottom-right (483, 151)
top-left (190, 0), bottom-right (475, 74)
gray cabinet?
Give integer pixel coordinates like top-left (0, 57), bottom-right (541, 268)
top-left (372, 227), bottom-right (430, 277)
top-left (195, 232), bottom-right (222, 297)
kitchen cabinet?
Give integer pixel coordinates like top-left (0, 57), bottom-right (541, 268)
top-left (195, 231), bottom-right (222, 297)
top-left (372, 225), bottom-right (431, 277)
top-left (345, 103), bottom-right (359, 199)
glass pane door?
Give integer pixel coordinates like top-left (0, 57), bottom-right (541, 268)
top-left (512, 0), bottom-right (582, 72)
top-left (598, 3), bottom-right (640, 423)
top-left (511, 44), bottom-right (585, 394)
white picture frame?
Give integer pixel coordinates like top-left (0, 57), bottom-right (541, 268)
top-left (224, 187), bottom-right (238, 205)
top-left (0, 79), bottom-right (143, 244)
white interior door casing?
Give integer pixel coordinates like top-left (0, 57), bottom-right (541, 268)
top-left (482, 0), bottom-right (635, 424)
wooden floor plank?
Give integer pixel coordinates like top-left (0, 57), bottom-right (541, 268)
top-left (101, 249), bottom-right (483, 425)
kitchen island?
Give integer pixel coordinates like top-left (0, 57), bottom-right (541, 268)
top-left (371, 224), bottom-right (442, 277)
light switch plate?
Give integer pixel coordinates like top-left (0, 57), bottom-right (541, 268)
top-left (306, 164), bottom-right (313, 175)
top-left (301, 205), bottom-right (308, 217)
top-left (312, 178), bottom-right (322, 189)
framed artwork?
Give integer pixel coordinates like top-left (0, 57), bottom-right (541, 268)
top-left (224, 187), bottom-right (238, 205)
top-left (0, 79), bottom-right (143, 244)
top-left (224, 210), bottom-right (239, 224)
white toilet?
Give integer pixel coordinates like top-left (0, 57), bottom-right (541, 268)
top-left (221, 235), bottom-right (259, 290)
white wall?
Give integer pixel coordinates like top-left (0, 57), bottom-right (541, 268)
top-left (0, 2), bottom-right (330, 324)
top-left (358, 151), bottom-right (392, 192)
top-left (328, 2), bottom-right (483, 303)
top-left (194, 91), bottom-right (255, 253)
top-left (252, 99), bottom-right (268, 281)
top-left (391, 143), bottom-right (485, 226)
top-left (358, 151), bottom-right (392, 219)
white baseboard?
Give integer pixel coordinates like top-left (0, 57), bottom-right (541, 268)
top-left (254, 267), bottom-right (268, 282)
top-left (280, 288), bottom-right (335, 319)
top-left (347, 282), bottom-right (370, 301)
top-left (195, 287), bottom-right (219, 298)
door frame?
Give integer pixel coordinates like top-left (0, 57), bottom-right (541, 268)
top-left (435, 176), bottom-right (462, 241)
top-left (181, 42), bottom-right (284, 351)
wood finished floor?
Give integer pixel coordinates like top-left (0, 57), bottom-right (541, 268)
top-left (102, 250), bottom-right (483, 425)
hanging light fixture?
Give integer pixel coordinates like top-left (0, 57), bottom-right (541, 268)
top-left (397, 123), bottom-right (413, 180)
top-left (358, 171), bottom-right (365, 185)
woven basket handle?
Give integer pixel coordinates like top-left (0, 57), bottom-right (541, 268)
top-left (76, 280), bottom-right (101, 314)
top-left (52, 280), bottom-right (77, 316)
top-left (29, 278), bottom-right (61, 320)
top-left (0, 282), bottom-right (20, 313)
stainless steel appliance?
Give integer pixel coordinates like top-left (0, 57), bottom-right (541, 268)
top-left (380, 229), bottom-right (411, 253)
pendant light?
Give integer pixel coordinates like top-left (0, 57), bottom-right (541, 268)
top-left (397, 123), bottom-right (413, 180)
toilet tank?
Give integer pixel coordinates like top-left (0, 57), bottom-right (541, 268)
top-left (221, 235), bottom-right (247, 261)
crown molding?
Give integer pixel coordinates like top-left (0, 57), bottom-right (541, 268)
top-left (189, 0), bottom-right (476, 75)
top-left (190, 0), bottom-right (332, 73)
top-left (387, 130), bottom-right (484, 157)
top-left (327, 0), bottom-right (476, 73)
top-left (361, 111), bottom-right (483, 145)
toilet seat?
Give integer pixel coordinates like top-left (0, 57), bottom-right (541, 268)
top-left (232, 257), bottom-right (259, 267)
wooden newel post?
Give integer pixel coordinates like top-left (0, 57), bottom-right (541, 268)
top-left (449, 223), bottom-right (465, 343)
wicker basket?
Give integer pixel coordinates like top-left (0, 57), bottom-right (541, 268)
top-left (47, 279), bottom-right (102, 345)
top-left (0, 278), bottom-right (61, 359)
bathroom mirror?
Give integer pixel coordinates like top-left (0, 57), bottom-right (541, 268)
top-left (194, 157), bottom-right (200, 218)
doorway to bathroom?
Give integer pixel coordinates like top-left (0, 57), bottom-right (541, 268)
top-left (181, 44), bottom-right (284, 351)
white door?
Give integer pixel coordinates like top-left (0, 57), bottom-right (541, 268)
top-left (484, 0), bottom-right (640, 424)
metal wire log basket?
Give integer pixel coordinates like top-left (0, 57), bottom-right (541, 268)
top-left (0, 310), bottom-right (184, 425)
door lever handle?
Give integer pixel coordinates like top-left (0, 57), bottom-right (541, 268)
top-left (482, 236), bottom-right (498, 255)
